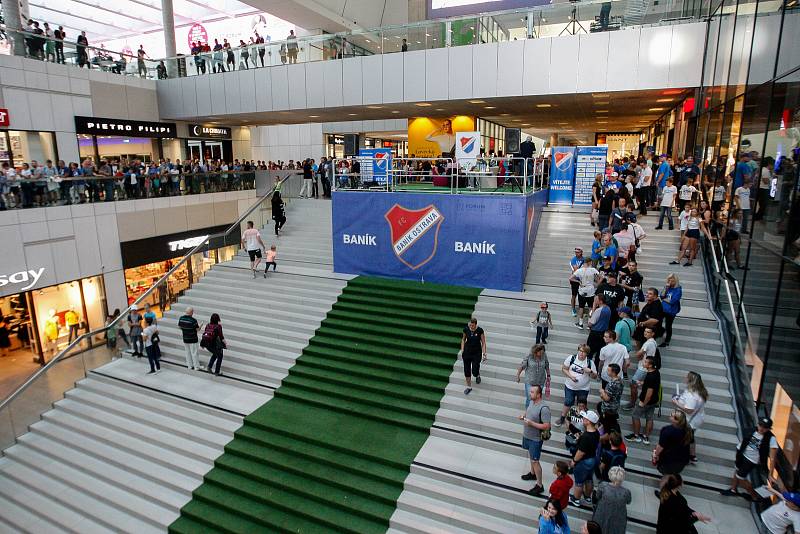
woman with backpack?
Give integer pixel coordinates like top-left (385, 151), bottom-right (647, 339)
top-left (201, 313), bottom-right (226, 376)
top-left (142, 315), bottom-right (161, 375)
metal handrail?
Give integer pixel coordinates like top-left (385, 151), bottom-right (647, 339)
top-left (0, 173), bottom-right (297, 412)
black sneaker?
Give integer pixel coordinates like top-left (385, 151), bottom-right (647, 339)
top-left (464, 387), bottom-right (472, 395)
top-left (719, 488), bottom-right (739, 497)
top-left (528, 485), bottom-right (544, 496)
top-left (569, 496), bottom-right (582, 507)
top-left (475, 376), bottom-right (481, 384)
top-left (521, 472), bottom-right (537, 481)
top-left (669, 261), bottom-right (680, 265)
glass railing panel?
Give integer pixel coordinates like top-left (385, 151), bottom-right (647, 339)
top-left (0, 172), bottom-right (256, 210)
top-left (2, 2), bottom-right (710, 79)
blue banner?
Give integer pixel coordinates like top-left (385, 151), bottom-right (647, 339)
top-left (358, 148), bottom-right (392, 184)
top-left (524, 189), bottom-right (548, 273)
top-left (574, 146), bottom-right (608, 205)
top-left (332, 191), bottom-right (545, 291)
top-left (549, 147), bottom-right (577, 205)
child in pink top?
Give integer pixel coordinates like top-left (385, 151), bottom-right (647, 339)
top-left (263, 245), bottom-right (277, 277)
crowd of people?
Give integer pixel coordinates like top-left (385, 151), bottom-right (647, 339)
top-left (458, 150), bottom-right (800, 533)
top-left (0, 157), bottom-right (269, 209)
top-left (93, 145), bottom-right (798, 533)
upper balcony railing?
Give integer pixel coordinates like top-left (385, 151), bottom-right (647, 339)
top-left (0, 171), bottom-right (257, 210)
top-left (0, 0), bottom-right (708, 81)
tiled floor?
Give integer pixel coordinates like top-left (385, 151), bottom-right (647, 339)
top-left (94, 357), bottom-right (271, 416)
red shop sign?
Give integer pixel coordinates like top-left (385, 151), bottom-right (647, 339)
top-left (0, 108), bottom-right (9, 127)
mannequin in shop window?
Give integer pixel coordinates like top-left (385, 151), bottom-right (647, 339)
top-left (65, 306), bottom-right (81, 343)
top-left (44, 309), bottom-right (60, 357)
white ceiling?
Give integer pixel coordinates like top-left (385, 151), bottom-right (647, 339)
top-left (238, 0), bottom-right (409, 32)
top-left (24, 0), bottom-right (259, 45)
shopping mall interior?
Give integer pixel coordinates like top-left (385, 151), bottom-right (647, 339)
top-left (0, 0), bottom-right (798, 532)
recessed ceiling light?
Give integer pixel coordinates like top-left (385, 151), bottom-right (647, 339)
top-left (348, 113), bottom-right (358, 116)
top-left (594, 101), bottom-right (609, 106)
top-left (648, 107), bottom-right (666, 111)
top-left (662, 89), bottom-right (682, 95)
top-left (391, 110), bottom-right (400, 114)
top-left (309, 115), bottom-right (320, 118)
top-left (367, 105), bottom-right (384, 109)
top-left (500, 113), bottom-right (510, 116)
top-left (469, 100), bottom-right (486, 104)
top-left (512, 119), bottom-right (522, 122)
top-left (484, 106), bottom-right (496, 109)
top-left (415, 103), bottom-right (432, 107)
top-left (597, 120), bottom-right (608, 123)
top-left (596, 110), bottom-right (608, 113)
top-left (536, 104), bottom-right (552, 108)
top-left (522, 123), bottom-right (531, 126)
top-left (592, 93), bottom-right (610, 98)
top-left (656, 98), bottom-right (674, 103)
top-left (435, 108), bottom-right (446, 111)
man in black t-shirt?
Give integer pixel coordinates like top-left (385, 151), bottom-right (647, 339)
top-left (460, 318), bottom-right (487, 395)
top-left (597, 272), bottom-right (626, 328)
top-left (633, 287), bottom-right (664, 342)
top-left (627, 355), bottom-right (660, 445)
top-left (598, 255), bottom-right (619, 282)
top-left (619, 260), bottom-right (644, 310)
top-left (178, 307), bottom-right (202, 370)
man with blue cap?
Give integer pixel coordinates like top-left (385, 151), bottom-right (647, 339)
top-left (761, 485), bottom-right (800, 534)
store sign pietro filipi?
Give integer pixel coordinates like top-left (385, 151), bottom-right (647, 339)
top-left (188, 124), bottom-right (231, 139)
top-left (74, 116), bottom-right (177, 138)
top-left (0, 268), bottom-right (45, 290)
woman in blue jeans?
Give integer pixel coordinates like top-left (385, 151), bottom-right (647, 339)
top-left (516, 344), bottom-right (550, 408)
top-left (659, 273), bottom-right (682, 348)
top-left (570, 410), bottom-right (601, 508)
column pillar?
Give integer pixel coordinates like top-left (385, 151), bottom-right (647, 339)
top-left (549, 133), bottom-right (559, 148)
top-left (161, 0), bottom-right (177, 75)
top-left (4, 0), bottom-right (25, 56)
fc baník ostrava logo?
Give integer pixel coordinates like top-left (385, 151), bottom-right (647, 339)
top-left (384, 204), bottom-right (444, 270)
top-left (459, 135), bottom-right (477, 155)
top-left (554, 150), bottom-right (573, 170)
top-left (374, 151), bottom-right (389, 171)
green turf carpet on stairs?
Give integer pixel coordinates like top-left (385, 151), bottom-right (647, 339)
top-left (169, 276), bottom-right (480, 534)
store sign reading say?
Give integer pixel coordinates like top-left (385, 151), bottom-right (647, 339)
top-left (0, 268), bottom-right (45, 290)
top-left (168, 235), bottom-right (209, 252)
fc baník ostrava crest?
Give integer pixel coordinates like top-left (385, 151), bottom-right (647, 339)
top-left (384, 204), bottom-right (444, 270)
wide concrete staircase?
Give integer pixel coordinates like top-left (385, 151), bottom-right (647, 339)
top-left (0, 359), bottom-right (268, 533)
top-left (398, 206), bottom-right (753, 534)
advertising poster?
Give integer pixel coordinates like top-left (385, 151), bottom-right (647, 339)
top-left (408, 116), bottom-right (475, 158)
top-left (357, 148), bottom-right (393, 185)
top-left (333, 191), bottom-right (537, 291)
top-left (548, 147), bottom-right (577, 205)
top-left (574, 146), bottom-right (608, 205)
